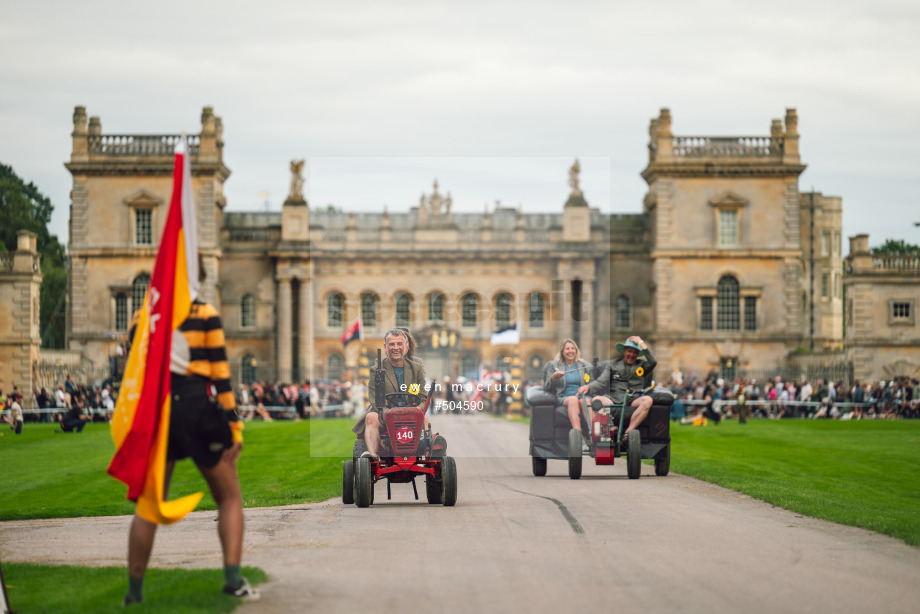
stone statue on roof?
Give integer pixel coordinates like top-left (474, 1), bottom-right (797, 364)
top-left (569, 158), bottom-right (582, 196)
top-left (289, 159), bottom-right (305, 201)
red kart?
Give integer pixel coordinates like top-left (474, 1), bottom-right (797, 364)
top-left (344, 390), bottom-right (457, 508)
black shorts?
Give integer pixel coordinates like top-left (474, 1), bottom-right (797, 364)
top-left (168, 375), bottom-right (233, 469)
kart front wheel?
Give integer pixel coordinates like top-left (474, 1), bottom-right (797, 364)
top-left (568, 429), bottom-right (583, 480)
top-left (532, 456), bottom-right (547, 477)
top-left (355, 457), bottom-right (373, 507)
top-left (655, 442), bottom-right (670, 477)
top-left (426, 468), bottom-right (442, 504)
top-left (626, 430), bottom-right (642, 480)
top-left (342, 460), bottom-right (355, 504)
top-left (441, 456), bottom-right (458, 506)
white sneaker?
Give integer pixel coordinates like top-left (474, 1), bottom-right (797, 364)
top-left (223, 577), bottom-right (261, 601)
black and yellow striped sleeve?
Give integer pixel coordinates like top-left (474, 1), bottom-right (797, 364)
top-left (181, 302), bottom-right (237, 412)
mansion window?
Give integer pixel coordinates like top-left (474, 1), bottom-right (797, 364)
top-left (718, 209), bottom-right (738, 247)
top-left (528, 354), bottom-right (545, 382)
top-left (115, 294), bottom-right (128, 331)
top-left (135, 209), bottom-right (153, 246)
top-left (461, 293), bottom-right (478, 327)
top-left (614, 295), bottom-right (631, 329)
top-left (700, 296), bottom-right (713, 331)
top-left (494, 293), bottom-right (513, 330)
top-left (698, 276), bottom-right (758, 332)
top-left (890, 300), bottom-right (914, 325)
top-left (241, 294), bottom-right (256, 328)
top-left (744, 296), bottom-right (757, 332)
top-left (241, 354), bottom-right (257, 385)
top-left (325, 354), bottom-right (344, 380)
top-left (709, 192), bottom-right (747, 249)
top-left (821, 232), bottom-right (830, 256)
top-left (132, 274), bottom-right (150, 313)
top-left (821, 273), bottom-right (829, 299)
top-left (720, 357), bottom-right (737, 382)
top-left (361, 293), bottom-right (378, 328)
top-left (396, 294), bottom-right (412, 328)
top-left (428, 292), bottom-right (445, 322)
top-left (529, 293), bottom-right (545, 328)
top-left (716, 276), bottom-right (740, 331)
top-left (327, 293), bottom-right (344, 328)
top-left (460, 354), bottom-right (479, 380)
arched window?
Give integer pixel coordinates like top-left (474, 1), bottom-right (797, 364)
top-left (327, 293), bottom-right (344, 327)
top-left (132, 274), bottom-right (150, 314)
top-left (326, 354), bottom-right (344, 381)
top-left (717, 276), bottom-right (740, 331)
top-left (529, 293), bottom-right (545, 328)
top-left (461, 293), bottom-right (478, 327)
top-left (361, 293), bottom-right (378, 328)
top-left (395, 294), bottom-right (412, 328)
top-left (241, 354), bottom-right (257, 385)
top-left (615, 295), bottom-right (631, 329)
top-left (115, 294), bottom-right (128, 331)
top-left (494, 293), bottom-right (513, 330)
top-left (241, 294), bottom-right (256, 328)
top-left (428, 292), bottom-right (445, 322)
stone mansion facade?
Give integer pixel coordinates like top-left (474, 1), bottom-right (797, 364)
top-left (59, 105), bottom-right (860, 388)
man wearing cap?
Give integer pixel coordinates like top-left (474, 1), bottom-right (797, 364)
top-left (578, 336), bottom-right (657, 441)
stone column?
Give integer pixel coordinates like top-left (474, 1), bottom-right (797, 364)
top-left (298, 275), bottom-right (312, 382)
top-left (277, 277), bottom-right (293, 381)
top-left (581, 279), bottom-right (595, 361)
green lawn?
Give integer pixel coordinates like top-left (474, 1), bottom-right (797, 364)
top-left (0, 419), bottom-right (349, 612)
top-left (1, 564), bottom-right (267, 614)
top-left (0, 419), bottom-right (354, 520)
top-left (3, 417), bottom-right (920, 550)
top-left (668, 418), bottom-right (920, 545)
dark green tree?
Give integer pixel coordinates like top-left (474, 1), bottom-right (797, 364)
top-left (0, 162), bottom-right (68, 348)
top-left (871, 239), bottom-right (920, 255)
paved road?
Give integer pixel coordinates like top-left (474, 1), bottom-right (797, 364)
top-left (3, 413), bottom-right (920, 613)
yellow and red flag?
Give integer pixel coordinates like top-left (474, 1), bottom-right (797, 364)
top-left (108, 136), bottom-right (202, 524)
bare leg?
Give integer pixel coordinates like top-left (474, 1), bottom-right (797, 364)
top-left (198, 457), bottom-right (244, 567)
top-left (564, 396), bottom-right (595, 432)
top-left (626, 395), bottom-right (653, 433)
top-left (127, 461), bottom-right (176, 579)
top-left (365, 412), bottom-right (380, 457)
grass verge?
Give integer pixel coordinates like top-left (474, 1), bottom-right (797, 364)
top-left (1, 563), bottom-right (266, 614)
top-left (668, 418), bottom-right (920, 546)
top-left (0, 419), bottom-right (354, 520)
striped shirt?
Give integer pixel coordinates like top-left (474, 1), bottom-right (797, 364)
top-left (130, 301), bottom-right (236, 412)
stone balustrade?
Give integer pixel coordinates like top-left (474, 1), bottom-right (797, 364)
top-left (228, 228), bottom-right (271, 242)
top-left (88, 134), bottom-right (201, 156)
top-left (672, 136), bottom-right (784, 158)
top-left (872, 255), bottom-right (920, 272)
top-left (0, 253), bottom-right (12, 270)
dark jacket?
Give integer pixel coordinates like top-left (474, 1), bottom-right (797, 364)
top-left (368, 357), bottom-right (428, 412)
top-left (587, 346), bottom-right (657, 404)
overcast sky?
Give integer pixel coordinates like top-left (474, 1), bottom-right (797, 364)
top-left (2, 0), bottom-right (919, 251)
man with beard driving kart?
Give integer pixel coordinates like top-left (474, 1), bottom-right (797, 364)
top-left (578, 336), bottom-right (656, 443)
top-left (361, 328), bottom-right (446, 460)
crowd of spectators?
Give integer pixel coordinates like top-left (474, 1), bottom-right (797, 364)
top-left (235, 379), bottom-right (367, 421)
top-left (6, 367), bottom-right (918, 432)
top-left (3, 374), bottom-right (116, 430)
top-left (665, 368), bottom-right (920, 422)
